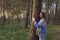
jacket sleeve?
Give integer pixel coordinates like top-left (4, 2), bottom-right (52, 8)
top-left (34, 19), bottom-right (45, 28)
top-left (34, 21), bottom-right (39, 28)
top-left (38, 19), bottom-right (45, 26)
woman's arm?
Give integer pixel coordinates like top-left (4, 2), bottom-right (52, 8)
top-left (32, 17), bottom-right (38, 28)
top-left (38, 19), bottom-right (45, 26)
top-left (34, 19), bottom-right (45, 28)
top-left (34, 21), bottom-right (38, 28)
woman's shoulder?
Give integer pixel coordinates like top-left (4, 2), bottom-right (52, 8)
top-left (40, 18), bottom-right (45, 21)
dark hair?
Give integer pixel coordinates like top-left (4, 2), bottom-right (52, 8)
top-left (35, 12), bottom-right (45, 22)
top-left (35, 12), bottom-right (41, 22)
top-left (40, 12), bottom-right (45, 18)
top-left (38, 12), bottom-right (45, 22)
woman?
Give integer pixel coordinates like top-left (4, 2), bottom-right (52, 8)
top-left (33, 12), bottom-right (46, 40)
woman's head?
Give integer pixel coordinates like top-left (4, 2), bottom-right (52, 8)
top-left (39, 12), bottom-right (45, 18)
top-left (35, 12), bottom-right (45, 22)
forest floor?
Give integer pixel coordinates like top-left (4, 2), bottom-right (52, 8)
top-left (0, 22), bottom-right (60, 40)
top-left (46, 24), bottom-right (60, 40)
top-left (0, 22), bottom-right (29, 40)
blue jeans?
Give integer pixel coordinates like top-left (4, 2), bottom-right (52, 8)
top-left (39, 33), bottom-right (45, 40)
top-left (41, 33), bottom-right (45, 40)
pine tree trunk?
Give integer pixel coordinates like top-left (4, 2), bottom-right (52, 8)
top-left (2, 9), bottom-right (5, 25)
top-left (29, 0), bottom-right (33, 23)
top-left (35, 0), bottom-right (42, 22)
top-left (46, 0), bottom-right (49, 24)
top-left (54, 0), bottom-right (58, 24)
top-left (30, 0), bottom-right (42, 40)
top-left (25, 0), bottom-right (30, 28)
top-left (30, 0), bottom-right (36, 40)
top-left (2, 0), bottom-right (5, 25)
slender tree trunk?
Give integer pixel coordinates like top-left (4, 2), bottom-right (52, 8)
top-left (17, 0), bottom-right (21, 23)
top-left (25, 12), bottom-right (29, 28)
top-left (54, 0), bottom-right (58, 24)
top-left (0, 1), bottom-right (2, 24)
top-left (29, 0), bottom-right (33, 23)
top-left (2, 9), bottom-right (5, 25)
top-left (2, 0), bottom-right (5, 25)
top-left (25, 0), bottom-right (30, 28)
top-left (47, 0), bottom-right (51, 24)
top-left (46, 0), bottom-right (49, 24)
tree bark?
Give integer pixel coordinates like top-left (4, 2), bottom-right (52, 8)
top-left (2, 0), bottom-right (6, 25)
top-left (2, 9), bottom-right (5, 25)
top-left (25, 0), bottom-right (30, 28)
top-left (30, 0), bottom-right (36, 40)
top-left (30, 0), bottom-right (42, 40)
top-left (54, 0), bottom-right (58, 24)
top-left (46, 0), bottom-right (49, 24)
top-left (35, 0), bottom-right (42, 22)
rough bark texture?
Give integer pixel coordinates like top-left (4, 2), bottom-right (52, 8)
top-left (30, 0), bottom-right (36, 40)
top-left (54, 0), bottom-right (59, 24)
top-left (30, 0), bottom-right (42, 40)
top-left (35, 0), bottom-right (42, 22)
top-left (25, 0), bottom-right (30, 28)
top-left (46, 0), bottom-right (49, 24)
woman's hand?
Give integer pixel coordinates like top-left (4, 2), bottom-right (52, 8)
top-left (32, 17), bottom-right (35, 22)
